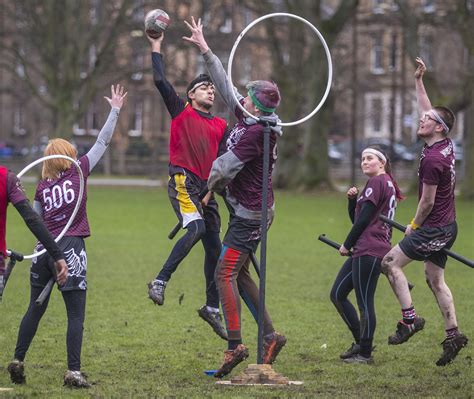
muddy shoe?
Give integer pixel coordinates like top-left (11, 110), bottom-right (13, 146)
top-left (388, 317), bottom-right (425, 345)
top-left (198, 306), bottom-right (228, 341)
top-left (214, 344), bottom-right (249, 379)
top-left (148, 279), bottom-right (166, 305)
top-left (64, 370), bottom-right (91, 388)
top-left (343, 354), bottom-right (374, 364)
top-left (340, 343), bottom-right (360, 359)
top-left (263, 332), bottom-right (287, 364)
top-left (8, 359), bottom-right (26, 384)
top-left (436, 333), bottom-right (468, 366)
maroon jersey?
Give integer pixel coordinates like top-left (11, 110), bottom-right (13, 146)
top-left (226, 105), bottom-right (278, 212)
top-left (352, 174), bottom-right (396, 259)
top-left (1, 168), bottom-right (28, 257)
top-left (34, 155), bottom-right (90, 237)
top-left (418, 138), bottom-right (456, 228)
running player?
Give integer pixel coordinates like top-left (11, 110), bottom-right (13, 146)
top-left (184, 17), bottom-right (286, 378)
top-left (8, 84), bottom-right (127, 388)
top-left (1, 167), bottom-right (68, 298)
top-left (381, 57), bottom-right (468, 365)
top-left (146, 30), bottom-right (228, 340)
top-left (330, 147), bottom-right (403, 364)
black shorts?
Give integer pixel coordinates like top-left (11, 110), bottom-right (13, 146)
top-left (399, 221), bottom-right (457, 268)
top-left (223, 216), bottom-right (263, 254)
top-left (168, 168), bottom-right (220, 233)
top-left (31, 236), bottom-right (87, 291)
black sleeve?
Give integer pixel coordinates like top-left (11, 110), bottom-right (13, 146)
top-left (343, 201), bottom-right (377, 250)
top-left (152, 52), bottom-right (185, 118)
top-left (217, 126), bottom-right (230, 157)
top-left (348, 197), bottom-right (357, 223)
top-left (14, 199), bottom-right (64, 261)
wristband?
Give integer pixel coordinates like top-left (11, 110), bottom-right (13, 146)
top-left (410, 218), bottom-right (419, 230)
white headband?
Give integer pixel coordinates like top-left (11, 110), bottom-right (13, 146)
top-left (362, 148), bottom-right (386, 163)
top-left (431, 109), bottom-right (450, 133)
top-left (188, 81), bottom-right (214, 93)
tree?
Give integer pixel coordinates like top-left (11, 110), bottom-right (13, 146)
top-left (395, 0), bottom-right (474, 198)
top-left (237, 0), bottom-right (358, 189)
top-left (0, 0), bottom-right (144, 139)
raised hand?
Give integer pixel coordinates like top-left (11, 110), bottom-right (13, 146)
top-left (414, 57), bottom-right (426, 79)
top-left (104, 84), bottom-right (128, 109)
top-left (183, 16), bottom-right (209, 53)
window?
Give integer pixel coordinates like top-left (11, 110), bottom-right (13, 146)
top-left (129, 101), bottom-right (143, 137)
top-left (13, 104), bottom-right (26, 135)
top-left (131, 44), bottom-right (144, 80)
top-left (371, 34), bottom-right (384, 73)
top-left (373, 0), bottom-right (386, 13)
top-left (419, 34), bottom-right (434, 69)
top-left (371, 98), bottom-right (383, 133)
top-left (422, 0), bottom-right (436, 13)
top-left (74, 102), bottom-right (100, 136)
top-left (389, 32), bottom-right (397, 71)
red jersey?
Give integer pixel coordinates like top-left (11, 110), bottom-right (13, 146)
top-left (170, 104), bottom-right (227, 179)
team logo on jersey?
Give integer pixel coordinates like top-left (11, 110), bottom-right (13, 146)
top-left (227, 126), bottom-right (246, 150)
top-left (65, 247), bottom-right (87, 277)
top-left (365, 187), bottom-right (373, 197)
top-left (15, 180), bottom-right (26, 195)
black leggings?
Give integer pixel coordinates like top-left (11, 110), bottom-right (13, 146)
top-left (157, 219), bottom-right (221, 308)
top-left (330, 255), bottom-right (381, 356)
top-left (14, 286), bottom-right (86, 371)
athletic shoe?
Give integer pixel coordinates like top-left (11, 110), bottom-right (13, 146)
top-left (343, 354), bottom-right (374, 364)
top-left (436, 333), bottom-right (468, 366)
top-left (263, 332), bottom-right (287, 364)
top-left (214, 344), bottom-right (249, 379)
top-left (340, 343), bottom-right (360, 359)
top-left (197, 306), bottom-right (228, 341)
top-left (148, 279), bottom-right (166, 305)
top-left (7, 359), bottom-right (26, 384)
top-left (64, 370), bottom-right (91, 388)
top-left (388, 316), bottom-right (425, 345)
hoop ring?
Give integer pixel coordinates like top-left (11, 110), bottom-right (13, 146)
top-left (7, 155), bottom-right (85, 260)
top-left (227, 13), bottom-right (333, 127)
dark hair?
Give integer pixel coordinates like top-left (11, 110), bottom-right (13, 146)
top-left (186, 74), bottom-right (213, 103)
top-left (367, 146), bottom-right (404, 201)
top-left (433, 106), bottom-right (455, 135)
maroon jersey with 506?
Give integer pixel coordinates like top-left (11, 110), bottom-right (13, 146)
top-left (34, 155), bottom-right (90, 237)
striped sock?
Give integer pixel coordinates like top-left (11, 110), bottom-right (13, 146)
top-left (445, 327), bottom-right (459, 339)
top-left (402, 306), bottom-right (416, 324)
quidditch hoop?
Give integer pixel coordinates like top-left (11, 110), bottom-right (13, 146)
top-left (227, 13), bottom-right (333, 127)
top-left (6, 155), bottom-right (85, 260)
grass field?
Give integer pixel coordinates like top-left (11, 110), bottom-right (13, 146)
top-left (1, 186), bottom-right (473, 398)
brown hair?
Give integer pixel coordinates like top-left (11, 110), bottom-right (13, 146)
top-left (433, 106), bottom-right (455, 135)
top-left (42, 139), bottom-right (78, 180)
top-left (368, 146), bottom-right (404, 201)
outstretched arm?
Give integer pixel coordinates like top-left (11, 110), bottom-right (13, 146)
top-left (148, 33), bottom-right (185, 117)
top-left (183, 16), bottom-right (242, 113)
top-left (86, 84), bottom-right (127, 172)
top-left (415, 57), bottom-right (432, 114)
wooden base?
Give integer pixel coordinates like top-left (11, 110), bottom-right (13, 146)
top-left (216, 364), bottom-right (303, 386)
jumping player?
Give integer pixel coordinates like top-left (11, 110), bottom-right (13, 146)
top-left (381, 57), bottom-right (468, 365)
top-left (330, 148), bottom-right (403, 364)
top-left (184, 17), bottom-right (286, 378)
top-left (146, 30), bottom-right (228, 340)
top-left (1, 167), bottom-right (68, 297)
top-left (8, 84), bottom-right (127, 388)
